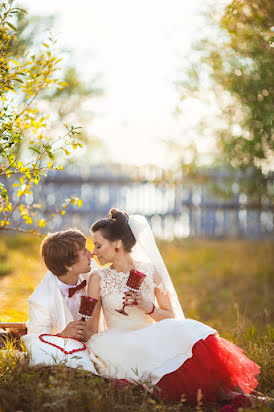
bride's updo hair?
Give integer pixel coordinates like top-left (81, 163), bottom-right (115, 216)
top-left (91, 208), bottom-right (136, 252)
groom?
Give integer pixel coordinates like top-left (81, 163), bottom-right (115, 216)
top-left (27, 228), bottom-right (99, 342)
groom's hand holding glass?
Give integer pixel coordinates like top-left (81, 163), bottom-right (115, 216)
top-left (59, 321), bottom-right (91, 342)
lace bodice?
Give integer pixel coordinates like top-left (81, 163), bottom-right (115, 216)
top-left (97, 262), bottom-right (160, 331)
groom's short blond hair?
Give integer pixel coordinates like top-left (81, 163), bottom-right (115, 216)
top-left (41, 229), bottom-right (86, 276)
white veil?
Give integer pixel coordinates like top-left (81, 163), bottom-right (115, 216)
top-left (128, 215), bottom-right (185, 320)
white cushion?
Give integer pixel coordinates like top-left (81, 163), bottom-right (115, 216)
top-left (22, 334), bottom-right (98, 374)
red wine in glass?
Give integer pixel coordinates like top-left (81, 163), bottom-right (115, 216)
top-left (79, 296), bottom-right (98, 321)
top-left (116, 269), bottom-right (146, 316)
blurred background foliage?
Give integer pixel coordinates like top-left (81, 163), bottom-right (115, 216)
top-left (6, 6), bottom-right (104, 153)
top-left (175, 0), bottom-right (273, 199)
top-left (0, 1), bottom-right (104, 234)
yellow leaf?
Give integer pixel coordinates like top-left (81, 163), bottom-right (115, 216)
top-left (36, 219), bottom-right (46, 227)
top-left (77, 199), bottom-right (82, 207)
top-left (61, 210), bottom-right (66, 215)
top-left (25, 217), bottom-right (33, 224)
top-left (4, 203), bottom-right (12, 212)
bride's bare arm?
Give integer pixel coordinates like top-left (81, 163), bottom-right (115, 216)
top-left (152, 287), bottom-right (175, 321)
top-left (86, 271), bottom-right (102, 335)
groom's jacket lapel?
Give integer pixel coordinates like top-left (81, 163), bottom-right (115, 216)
top-left (27, 271), bottom-right (73, 334)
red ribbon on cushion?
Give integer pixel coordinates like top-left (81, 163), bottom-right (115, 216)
top-left (39, 334), bottom-right (86, 355)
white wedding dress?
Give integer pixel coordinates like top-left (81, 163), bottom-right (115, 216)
top-left (86, 262), bottom-right (216, 386)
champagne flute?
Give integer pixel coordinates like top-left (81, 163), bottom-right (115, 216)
top-left (116, 269), bottom-right (146, 316)
top-left (79, 296), bottom-right (98, 321)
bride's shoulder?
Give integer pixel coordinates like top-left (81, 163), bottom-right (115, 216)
top-left (135, 262), bottom-right (169, 294)
top-left (135, 261), bottom-right (155, 278)
top-left (92, 266), bottom-right (111, 279)
top-left (88, 267), bottom-right (112, 294)
top-left (134, 261), bottom-right (155, 275)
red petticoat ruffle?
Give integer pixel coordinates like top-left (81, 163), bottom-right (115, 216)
top-left (155, 334), bottom-right (260, 404)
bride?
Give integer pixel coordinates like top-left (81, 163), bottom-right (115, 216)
top-left (86, 208), bottom-right (260, 404)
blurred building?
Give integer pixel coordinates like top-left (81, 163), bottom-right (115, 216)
top-left (3, 164), bottom-right (274, 239)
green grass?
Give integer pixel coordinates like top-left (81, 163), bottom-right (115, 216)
top-left (0, 353), bottom-right (209, 412)
top-left (0, 234), bottom-right (273, 411)
top-left (0, 261), bottom-right (14, 277)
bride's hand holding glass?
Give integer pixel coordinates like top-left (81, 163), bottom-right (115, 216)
top-left (124, 291), bottom-right (154, 314)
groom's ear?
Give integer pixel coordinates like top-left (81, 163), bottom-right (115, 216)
top-left (64, 265), bottom-right (72, 272)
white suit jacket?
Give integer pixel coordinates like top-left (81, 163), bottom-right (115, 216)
top-left (27, 259), bottom-right (99, 335)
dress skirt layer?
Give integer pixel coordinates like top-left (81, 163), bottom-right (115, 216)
top-left (156, 334), bottom-right (260, 404)
top-left (88, 318), bottom-right (259, 405)
top-left (88, 318), bottom-right (217, 385)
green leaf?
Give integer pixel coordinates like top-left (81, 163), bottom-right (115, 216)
top-left (0, 187), bottom-right (8, 198)
top-left (48, 152), bottom-right (55, 161)
top-left (28, 147), bottom-right (40, 154)
top-left (49, 375), bottom-right (57, 385)
top-left (7, 22), bottom-right (17, 31)
top-left (15, 8), bottom-right (27, 13)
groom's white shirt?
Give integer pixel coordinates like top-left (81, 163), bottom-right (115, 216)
top-left (27, 259), bottom-right (99, 335)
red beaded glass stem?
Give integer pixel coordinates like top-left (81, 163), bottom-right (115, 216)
top-left (39, 334), bottom-right (87, 355)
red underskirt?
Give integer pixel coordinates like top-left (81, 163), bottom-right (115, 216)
top-left (155, 334), bottom-right (260, 404)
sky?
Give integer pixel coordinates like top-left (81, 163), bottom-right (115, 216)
top-left (24, 0), bottom-right (215, 168)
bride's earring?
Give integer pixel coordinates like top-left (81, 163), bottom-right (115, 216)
top-left (115, 247), bottom-right (119, 253)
